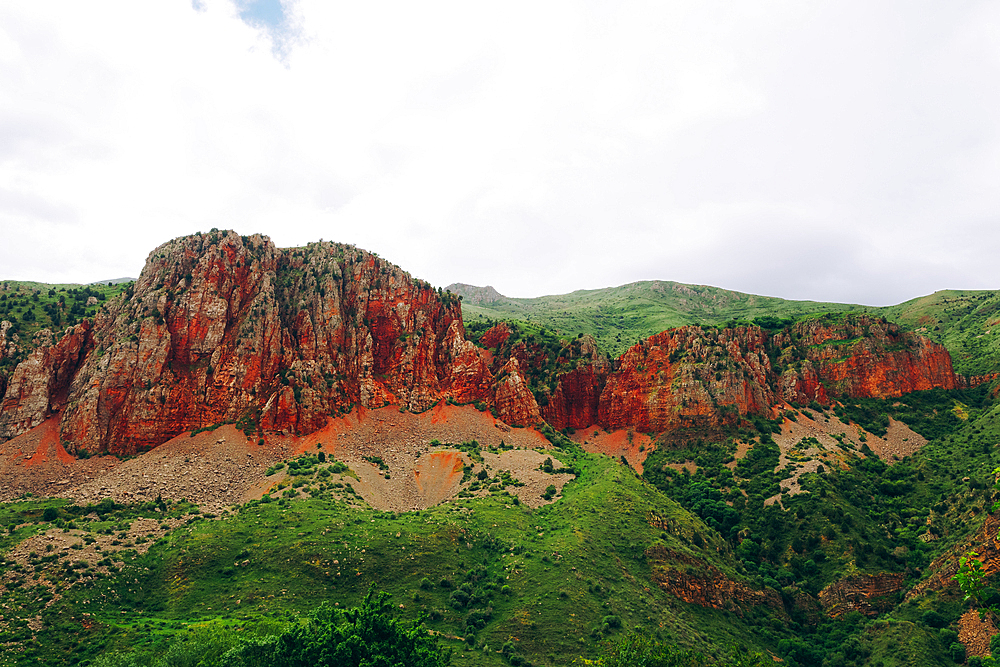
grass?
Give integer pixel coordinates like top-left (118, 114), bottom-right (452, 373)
top-left (457, 280), bottom-right (867, 358)
top-left (5, 391), bottom-right (1000, 665)
top-left (0, 449), bottom-right (780, 666)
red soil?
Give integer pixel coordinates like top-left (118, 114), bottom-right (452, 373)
top-left (573, 425), bottom-right (652, 474)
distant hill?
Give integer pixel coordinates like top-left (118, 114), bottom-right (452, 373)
top-left (444, 283), bottom-right (507, 305)
top-left (449, 281), bottom-right (1000, 374)
top-left (90, 276), bottom-right (136, 285)
top-left (449, 280), bottom-right (869, 358)
top-left (878, 289), bottom-right (1000, 376)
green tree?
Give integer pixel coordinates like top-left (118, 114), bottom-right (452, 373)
top-left (219, 589), bottom-right (449, 667)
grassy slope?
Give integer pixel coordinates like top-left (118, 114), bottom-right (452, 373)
top-left (458, 280), bottom-right (863, 358)
top-left (877, 289), bottom-right (1000, 376)
top-left (642, 382), bottom-right (1000, 666)
top-left (11, 389), bottom-right (998, 667)
top-left (459, 281), bottom-right (1000, 376)
top-left (1, 447), bottom-right (780, 667)
top-left (0, 281), bottom-right (129, 363)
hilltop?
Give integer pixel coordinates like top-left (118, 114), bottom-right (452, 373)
top-left (448, 280), bottom-right (866, 358)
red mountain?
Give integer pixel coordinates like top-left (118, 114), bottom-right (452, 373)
top-left (0, 232), bottom-right (968, 455)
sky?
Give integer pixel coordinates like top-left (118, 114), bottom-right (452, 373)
top-left (1, 1), bottom-right (998, 306)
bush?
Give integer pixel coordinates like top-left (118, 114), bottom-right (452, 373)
top-left (950, 642), bottom-right (967, 663)
top-left (592, 632), bottom-right (773, 667)
top-left (922, 609), bottom-right (947, 628)
top-left (602, 615), bottom-right (622, 629)
top-left (449, 589), bottom-right (470, 609)
top-left (465, 606), bottom-right (493, 630)
top-left (219, 589), bottom-right (449, 667)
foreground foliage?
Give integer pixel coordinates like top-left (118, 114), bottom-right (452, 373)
top-left (587, 633), bottom-right (772, 667)
top-left (93, 589), bottom-right (449, 667)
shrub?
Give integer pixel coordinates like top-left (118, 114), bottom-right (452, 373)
top-left (465, 606), bottom-right (493, 630)
top-left (949, 642), bottom-right (966, 663)
top-left (219, 590), bottom-right (449, 667)
top-left (921, 609), bottom-right (946, 628)
top-left (449, 589), bottom-right (470, 609)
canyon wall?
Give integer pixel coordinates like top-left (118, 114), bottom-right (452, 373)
top-left (0, 233), bottom-right (967, 454)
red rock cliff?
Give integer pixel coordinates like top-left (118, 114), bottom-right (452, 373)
top-left (0, 235), bottom-right (969, 454)
top-left (774, 315), bottom-right (959, 399)
top-left (0, 233), bottom-right (498, 455)
top-left (557, 315), bottom-right (960, 434)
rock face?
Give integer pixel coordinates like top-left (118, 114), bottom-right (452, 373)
top-left (0, 325), bottom-right (90, 442)
top-left (0, 233), bottom-right (971, 455)
top-left (595, 326), bottom-right (776, 433)
top-left (647, 546), bottom-right (784, 613)
top-left (776, 315), bottom-right (959, 399)
top-left (0, 233), bottom-right (498, 455)
top-left (546, 315), bottom-right (962, 434)
top-left (818, 573), bottom-right (904, 618)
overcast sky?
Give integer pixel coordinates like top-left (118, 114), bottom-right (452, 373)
top-left (1, 1), bottom-right (998, 305)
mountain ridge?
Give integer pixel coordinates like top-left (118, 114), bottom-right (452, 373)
top-left (0, 233), bottom-right (977, 457)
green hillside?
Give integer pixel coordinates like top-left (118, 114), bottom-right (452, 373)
top-left (7, 387), bottom-right (1000, 666)
top-left (877, 290), bottom-right (1000, 376)
top-left (450, 281), bottom-right (867, 358)
top-left (452, 281), bottom-right (1000, 375)
top-left (0, 444), bottom-right (784, 666)
top-left (5, 276), bottom-right (1000, 665)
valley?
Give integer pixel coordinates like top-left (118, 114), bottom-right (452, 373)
top-left (0, 231), bottom-right (999, 666)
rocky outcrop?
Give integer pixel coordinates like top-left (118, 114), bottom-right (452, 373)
top-left (596, 326), bottom-right (776, 433)
top-left (478, 323), bottom-right (511, 350)
top-left (551, 315), bottom-right (960, 434)
top-left (906, 513), bottom-right (1000, 602)
top-left (0, 325), bottom-right (90, 441)
top-left (646, 546), bottom-right (784, 614)
top-left (1, 233), bottom-right (500, 455)
top-left (818, 573), bottom-right (904, 618)
top-left (490, 357), bottom-right (541, 427)
top-left (776, 315), bottom-right (959, 399)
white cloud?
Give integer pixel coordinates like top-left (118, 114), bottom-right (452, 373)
top-left (0, 1), bottom-right (998, 305)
